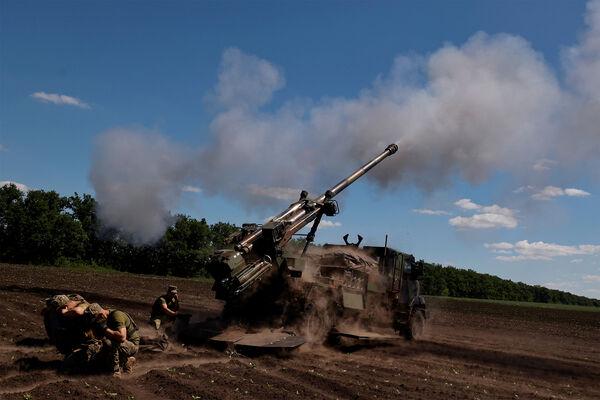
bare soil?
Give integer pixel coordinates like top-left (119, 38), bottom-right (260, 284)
top-left (0, 263), bottom-right (599, 400)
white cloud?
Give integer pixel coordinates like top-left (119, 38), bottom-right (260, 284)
top-left (0, 144), bottom-right (6, 152)
top-left (412, 208), bottom-right (451, 216)
top-left (485, 242), bottom-right (515, 254)
top-left (182, 185), bottom-right (202, 193)
top-left (450, 212), bottom-right (517, 229)
top-left (513, 185), bottom-right (534, 194)
top-left (582, 288), bottom-right (600, 299)
top-left (320, 219), bottom-right (342, 228)
top-left (543, 281), bottom-right (578, 291)
top-left (532, 185), bottom-right (591, 200)
top-left (489, 240), bottom-right (600, 261)
top-left (497, 255), bottom-right (547, 262)
top-left (450, 201), bottom-right (517, 229)
top-left (247, 184), bottom-right (301, 201)
top-left (493, 249), bottom-right (513, 254)
top-left (480, 204), bottom-right (514, 216)
top-left (485, 242), bottom-right (514, 250)
top-left (0, 180), bottom-right (29, 193)
top-left (454, 198), bottom-right (481, 210)
top-left (583, 274), bottom-right (600, 283)
top-left (564, 188), bottom-right (591, 197)
top-left (516, 240), bottom-right (600, 257)
top-left (31, 91), bottom-right (90, 109)
top-left (532, 158), bottom-right (556, 171)
top-left (571, 258), bottom-right (584, 263)
top-left (531, 185), bottom-right (564, 200)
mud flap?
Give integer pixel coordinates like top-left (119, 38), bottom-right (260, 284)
top-left (330, 328), bottom-right (400, 341)
top-left (328, 328), bottom-right (401, 349)
top-left (209, 329), bottom-right (305, 353)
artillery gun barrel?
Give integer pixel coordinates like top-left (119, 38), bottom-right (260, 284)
top-left (315, 143), bottom-right (398, 202)
top-left (236, 143), bottom-right (398, 252)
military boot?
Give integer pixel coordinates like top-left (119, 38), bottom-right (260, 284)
top-left (123, 356), bottom-right (136, 374)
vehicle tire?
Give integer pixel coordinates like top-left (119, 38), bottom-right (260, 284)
top-left (303, 301), bottom-right (335, 343)
top-left (406, 310), bottom-right (425, 340)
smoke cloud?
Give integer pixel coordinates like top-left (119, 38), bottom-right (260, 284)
top-left (91, 1), bottom-right (600, 243)
top-left (198, 33), bottom-right (561, 197)
top-left (562, 0), bottom-right (600, 162)
top-left (210, 47), bottom-right (286, 110)
top-left (90, 129), bottom-right (196, 243)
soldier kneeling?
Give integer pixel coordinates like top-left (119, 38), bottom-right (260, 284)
top-left (88, 303), bottom-right (140, 377)
top-left (149, 285), bottom-right (180, 331)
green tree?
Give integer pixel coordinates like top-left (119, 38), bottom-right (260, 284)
top-left (25, 190), bottom-right (86, 264)
top-left (68, 193), bottom-right (100, 260)
top-left (0, 186), bottom-right (86, 264)
top-left (159, 215), bottom-right (213, 277)
top-left (0, 184), bottom-right (26, 261)
top-left (421, 263), bottom-right (600, 307)
top-left (209, 222), bottom-right (238, 249)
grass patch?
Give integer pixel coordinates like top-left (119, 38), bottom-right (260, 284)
top-left (55, 257), bottom-right (123, 274)
top-left (6, 260), bottom-right (215, 283)
top-left (57, 262), bottom-right (214, 282)
top-left (429, 296), bottom-right (600, 312)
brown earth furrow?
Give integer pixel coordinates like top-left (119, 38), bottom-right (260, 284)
top-left (1, 263), bottom-right (599, 400)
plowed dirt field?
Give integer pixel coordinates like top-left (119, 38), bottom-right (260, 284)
top-left (1, 263), bottom-right (599, 400)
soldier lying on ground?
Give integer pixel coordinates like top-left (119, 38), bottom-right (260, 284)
top-left (150, 285), bottom-right (180, 331)
top-left (42, 294), bottom-right (92, 354)
top-left (57, 294), bottom-right (90, 317)
top-left (88, 303), bottom-right (140, 377)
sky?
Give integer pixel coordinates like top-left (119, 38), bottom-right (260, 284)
top-left (1, 0), bottom-right (599, 299)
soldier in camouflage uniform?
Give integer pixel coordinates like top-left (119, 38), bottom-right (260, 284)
top-left (42, 295), bottom-right (66, 346)
top-left (42, 294), bottom-right (91, 354)
top-left (57, 294), bottom-right (90, 317)
top-left (149, 285), bottom-right (180, 330)
top-left (39, 294), bottom-right (107, 373)
top-left (88, 303), bottom-right (140, 377)
top-left (61, 334), bottom-right (107, 373)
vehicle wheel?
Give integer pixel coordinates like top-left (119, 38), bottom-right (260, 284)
top-left (406, 310), bottom-right (425, 340)
top-left (303, 302), bottom-right (334, 343)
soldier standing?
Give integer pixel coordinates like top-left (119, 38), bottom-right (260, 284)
top-left (88, 303), bottom-right (140, 377)
top-left (149, 285), bottom-right (179, 330)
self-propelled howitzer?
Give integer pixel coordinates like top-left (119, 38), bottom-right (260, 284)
top-left (208, 143), bottom-right (398, 301)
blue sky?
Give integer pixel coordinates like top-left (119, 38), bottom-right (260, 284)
top-left (1, 0), bottom-right (599, 298)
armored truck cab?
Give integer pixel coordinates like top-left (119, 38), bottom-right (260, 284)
top-left (285, 240), bottom-right (428, 341)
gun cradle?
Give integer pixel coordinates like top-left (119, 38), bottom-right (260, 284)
top-left (210, 249), bottom-right (275, 300)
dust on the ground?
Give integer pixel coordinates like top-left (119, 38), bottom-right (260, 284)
top-left (1, 263), bottom-right (600, 400)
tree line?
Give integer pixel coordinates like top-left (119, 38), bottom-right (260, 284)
top-left (421, 263), bottom-right (600, 307)
top-left (0, 184), bottom-right (237, 277)
top-left (1, 183), bottom-right (598, 306)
